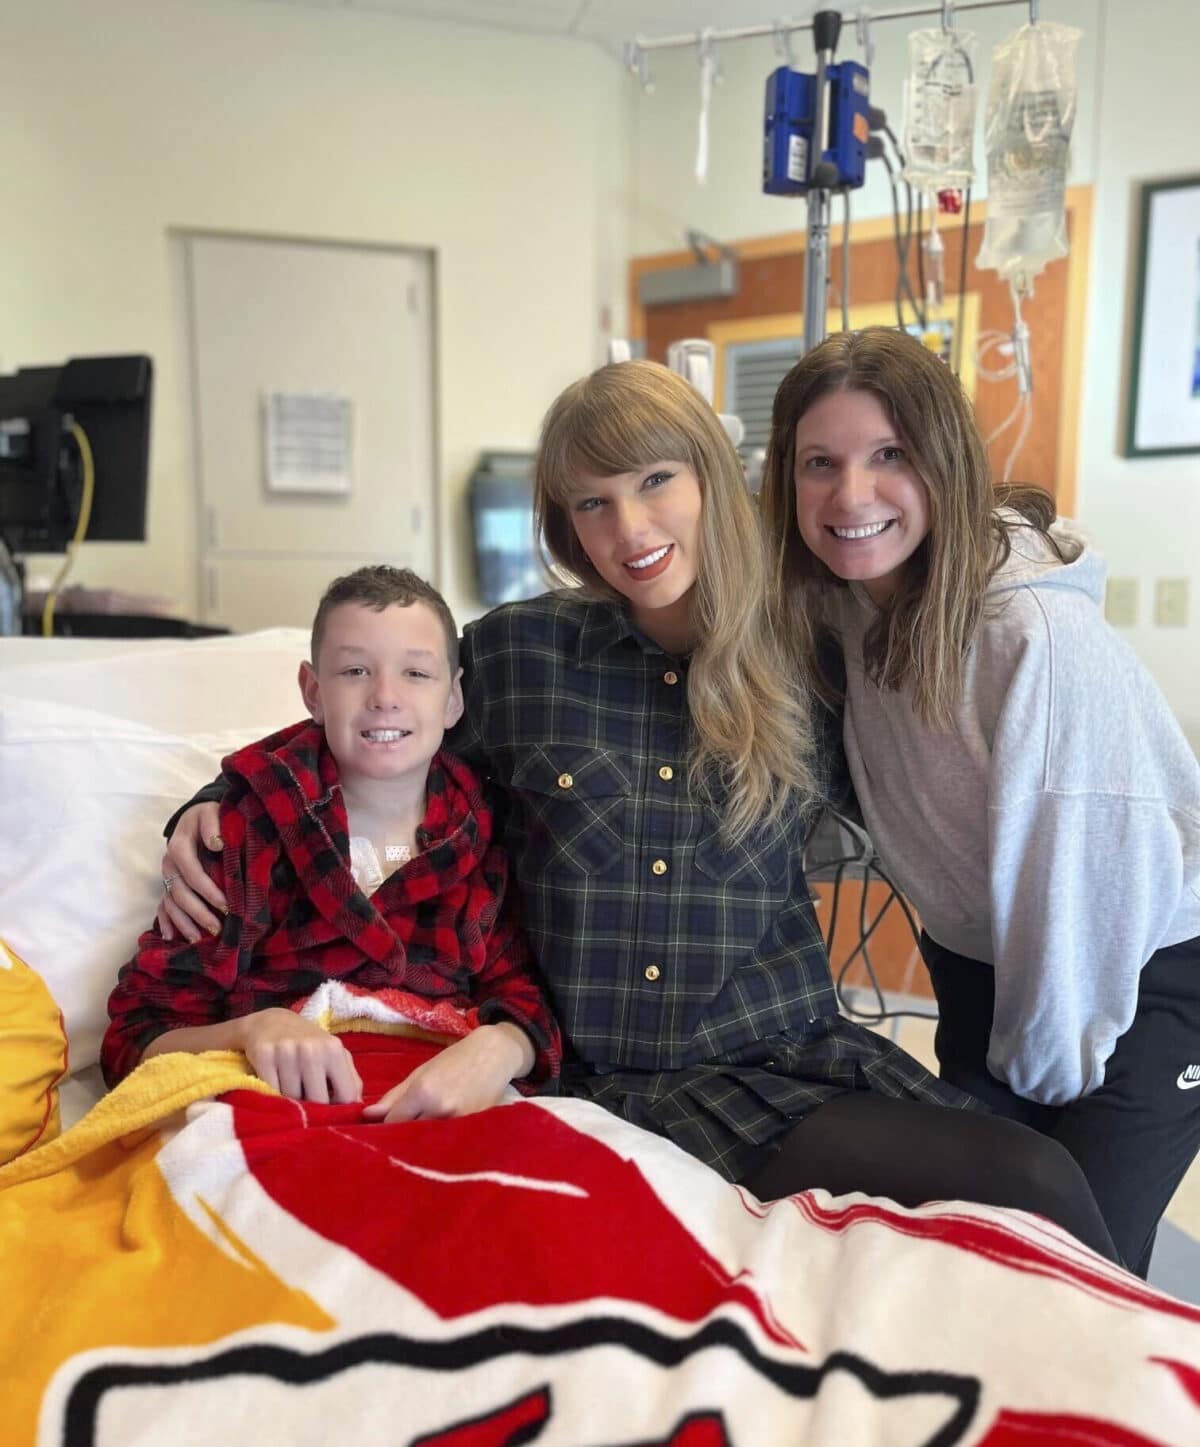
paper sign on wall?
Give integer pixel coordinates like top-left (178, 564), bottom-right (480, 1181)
top-left (263, 390), bottom-right (354, 496)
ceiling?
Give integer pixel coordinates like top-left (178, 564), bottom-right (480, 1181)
top-left (244, 0), bottom-right (825, 54)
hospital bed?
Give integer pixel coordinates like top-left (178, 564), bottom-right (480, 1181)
top-left (1, 630), bottom-right (1198, 1445)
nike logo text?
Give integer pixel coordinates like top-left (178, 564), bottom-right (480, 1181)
top-left (1177, 1066), bottom-right (1200, 1090)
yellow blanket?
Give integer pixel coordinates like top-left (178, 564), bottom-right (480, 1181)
top-left (0, 1054), bottom-right (327, 1441)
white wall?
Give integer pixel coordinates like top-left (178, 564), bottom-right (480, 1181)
top-left (627, 0), bottom-right (1200, 746)
top-left (1, 0), bottom-right (631, 627)
top-left (1073, 0), bottom-right (1200, 747)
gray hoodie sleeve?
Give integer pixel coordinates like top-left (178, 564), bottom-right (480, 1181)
top-left (981, 587), bottom-right (1200, 1105)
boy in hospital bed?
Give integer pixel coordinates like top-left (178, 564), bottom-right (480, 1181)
top-left (101, 566), bottom-right (560, 1117)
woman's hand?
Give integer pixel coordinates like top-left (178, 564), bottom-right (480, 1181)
top-left (157, 802), bottom-right (227, 941)
top-left (238, 1009), bottom-right (363, 1104)
top-left (362, 1023), bottom-right (532, 1123)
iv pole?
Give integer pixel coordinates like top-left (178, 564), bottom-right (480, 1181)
top-left (626, 0), bottom-right (1045, 355)
top-left (804, 10), bottom-right (844, 354)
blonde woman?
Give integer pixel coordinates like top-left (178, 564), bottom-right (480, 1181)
top-left (761, 326), bottom-right (1200, 1275)
top-left (156, 360), bottom-right (1116, 1258)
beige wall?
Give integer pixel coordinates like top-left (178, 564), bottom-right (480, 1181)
top-left (8, 0), bottom-right (1198, 747)
top-left (1072, 0), bottom-right (1200, 749)
top-left (1, 0), bottom-right (630, 626)
top-left (626, 0), bottom-right (1200, 747)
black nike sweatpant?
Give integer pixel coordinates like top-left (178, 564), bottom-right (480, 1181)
top-left (919, 931), bottom-right (1200, 1277)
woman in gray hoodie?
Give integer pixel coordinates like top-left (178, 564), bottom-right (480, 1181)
top-left (761, 326), bottom-right (1200, 1277)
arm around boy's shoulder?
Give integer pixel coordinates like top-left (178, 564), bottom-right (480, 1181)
top-left (102, 907), bottom-right (241, 1089)
top-left (163, 772), bottom-right (232, 839)
top-left (101, 798), bottom-right (270, 1088)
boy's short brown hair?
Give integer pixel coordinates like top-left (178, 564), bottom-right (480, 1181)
top-left (311, 566), bottom-right (459, 672)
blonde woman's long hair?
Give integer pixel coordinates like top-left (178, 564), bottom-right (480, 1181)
top-left (535, 359), bottom-right (818, 842)
top-left (760, 327), bottom-right (1060, 727)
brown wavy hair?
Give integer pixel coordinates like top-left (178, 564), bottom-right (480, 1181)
top-left (759, 327), bottom-right (1060, 726)
top-left (535, 360), bottom-right (817, 841)
top-left (312, 564), bottom-right (458, 671)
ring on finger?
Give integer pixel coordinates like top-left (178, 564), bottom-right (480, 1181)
top-left (162, 874), bottom-right (180, 895)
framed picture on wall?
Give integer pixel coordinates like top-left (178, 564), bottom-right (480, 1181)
top-left (1125, 173), bottom-right (1200, 457)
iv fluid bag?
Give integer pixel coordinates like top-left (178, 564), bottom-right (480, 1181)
top-left (976, 21), bottom-right (1082, 285)
top-left (902, 28), bottom-right (978, 193)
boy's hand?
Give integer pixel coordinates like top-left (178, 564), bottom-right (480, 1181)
top-left (362, 1023), bottom-right (532, 1123)
top-left (157, 801), bottom-right (228, 942)
top-left (238, 1008), bottom-right (363, 1104)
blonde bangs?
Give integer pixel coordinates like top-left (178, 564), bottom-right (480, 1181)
top-left (537, 372), bottom-right (706, 509)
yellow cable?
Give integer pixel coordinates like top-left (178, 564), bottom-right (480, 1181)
top-left (41, 419), bottom-right (95, 638)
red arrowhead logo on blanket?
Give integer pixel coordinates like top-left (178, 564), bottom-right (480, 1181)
top-left (229, 1086), bottom-right (800, 1349)
top-left (410, 1389), bottom-right (730, 1447)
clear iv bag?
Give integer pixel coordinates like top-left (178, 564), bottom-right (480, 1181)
top-left (901, 28), bottom-right (978, 193)
top-left (976, 21), bottom-right (1082, 286)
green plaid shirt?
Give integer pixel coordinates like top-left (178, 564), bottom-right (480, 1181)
top-left (451, 592), bottom-right (845, 1075)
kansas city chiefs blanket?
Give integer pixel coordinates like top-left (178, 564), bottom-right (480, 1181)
top-left (3, 1011), bottom-right (1199, 1446)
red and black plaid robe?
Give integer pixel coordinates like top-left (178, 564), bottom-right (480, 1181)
top-left (102, 720), bottom-right (561, 1089)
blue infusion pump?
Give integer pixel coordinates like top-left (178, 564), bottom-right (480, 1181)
top-left (763, 60), bottom-right (871, 196)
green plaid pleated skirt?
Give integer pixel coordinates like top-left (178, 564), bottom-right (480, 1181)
top-left (562, 1014), bottom-right (978, 1183)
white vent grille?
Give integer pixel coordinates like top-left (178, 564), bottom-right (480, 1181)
top-left (725, 338), bottom-right (802, 452)
top-left (263, 390), bottom-right (354, 496)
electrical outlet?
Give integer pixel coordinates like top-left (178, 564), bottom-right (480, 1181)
top-left (1105, 578), bottom-right (1139, 627)
top-left (1154, 578), bottom-right (1190, 628)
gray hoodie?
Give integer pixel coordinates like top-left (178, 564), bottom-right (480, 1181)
top-left (832, 516), bottom-right (1200, 1105)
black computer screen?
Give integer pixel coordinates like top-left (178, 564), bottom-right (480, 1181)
top-left (0, 354), bottom-right (152, 551)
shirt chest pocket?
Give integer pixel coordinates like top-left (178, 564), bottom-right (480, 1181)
top-left (511, 745), bottom-right (631, 877)
top-left (693, 818), bottom-right (793, 891)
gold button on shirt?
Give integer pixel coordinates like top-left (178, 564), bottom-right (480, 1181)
top-left (663, 670), bottom-right (679, 686)
top-left (658, 765), bottom-right (674, 781)
top-left (644, 964), bottom-right (661, 982)
top-left (557, 773), bottom-right (574, 789)
top-left (651, 859), bottom-right (668, 876)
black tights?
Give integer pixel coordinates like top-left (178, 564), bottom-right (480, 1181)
top-left (741, 1092), bottom-right (1120, 1265)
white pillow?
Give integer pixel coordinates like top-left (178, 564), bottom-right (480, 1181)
top-left (0, 630), bottom-right (310, 1071)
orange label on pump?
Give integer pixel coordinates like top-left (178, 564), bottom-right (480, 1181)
top-left (854, 113), bottom-right (869, 143)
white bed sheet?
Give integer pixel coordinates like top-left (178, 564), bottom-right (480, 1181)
top-left (58, 1065), bottom-right (106, 1129)
top-left (0, 628), bottom-right (310, 735)
top-left (0, 629), bottom-right (313, 1073)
